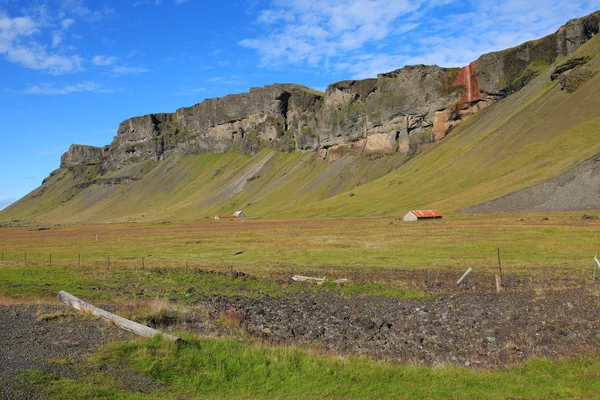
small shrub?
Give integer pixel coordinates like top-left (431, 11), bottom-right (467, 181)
top-left (217, 307), bottom-right (244, 327)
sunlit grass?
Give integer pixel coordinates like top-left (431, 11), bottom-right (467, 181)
top-left (25, 335), bottom-right (600, 399)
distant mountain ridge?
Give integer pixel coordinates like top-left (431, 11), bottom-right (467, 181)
top-left (2, 10), bottom-right (600, 225)
top-left (61, 11), bottom-right (599, 171)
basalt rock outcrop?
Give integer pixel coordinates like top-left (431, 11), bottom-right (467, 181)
top-left (62, 11), bottom-right (599, 173)
top-left (60, 144), bottom-right (104, 168)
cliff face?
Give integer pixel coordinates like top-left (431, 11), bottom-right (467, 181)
top-left (62, 11), bottom-right (599, 173)
top-left (60, 144), bottom-right (104, 168)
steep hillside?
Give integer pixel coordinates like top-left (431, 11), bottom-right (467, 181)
top-left (1, 11), bottom-right (599, 224)
top-left (1, 150), bottom-right (405, 224)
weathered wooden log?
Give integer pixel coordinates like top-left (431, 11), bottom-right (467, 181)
top-left (57, 291), bottom-right (182, 343)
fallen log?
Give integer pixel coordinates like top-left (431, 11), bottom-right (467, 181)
top-left (291, 275), bottom-right (327, 284)
top-left (57, 291), bottom-right (183, 343)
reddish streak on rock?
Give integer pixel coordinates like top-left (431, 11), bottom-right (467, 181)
top-left (454, 63), bottom-right (480, 105)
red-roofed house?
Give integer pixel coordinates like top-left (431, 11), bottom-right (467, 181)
top-left (214, 211), bottom-right (246, 220)
top-left (403, 210), bottom-right (443, 222)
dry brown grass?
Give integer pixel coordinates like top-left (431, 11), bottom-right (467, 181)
top-left (217, 307), bottom-right (245, 327)
top-left (0, 296), bottom-right (59, 306)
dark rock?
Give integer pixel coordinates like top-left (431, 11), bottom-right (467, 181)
top-left (60, 144), bottom-right (104, 168)
top-left (551, 56), bottom-right (591, 80)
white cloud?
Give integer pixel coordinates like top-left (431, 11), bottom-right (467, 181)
top-left (240, 0), bottom-right (421, 68)
top-left (0, 11), bottom-right (83, 74)
top-left (92, 55), bottom-right (149, 77)
top-left (205, 75), bottom-right (246, 86)
top-left (92, 54), bottom-right (117, 66)
top-left (241, 0), bottom-right (600, 78)
top-left (51, 30), bottom-right (64, 47)
top-left (58, 0), bottom-right (115, 21)
top-left (60, 18), bottom-right (75, 29)
top-left (111, 65), bottom-right (150, 75)
top-left (23, 81), bottom-right (110, 95)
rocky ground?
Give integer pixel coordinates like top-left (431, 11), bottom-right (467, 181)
top-left (185, 286), bottom-right (600, 369)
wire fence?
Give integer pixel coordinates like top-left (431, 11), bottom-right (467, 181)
top-left (1, 249), bottom-right (598, 294)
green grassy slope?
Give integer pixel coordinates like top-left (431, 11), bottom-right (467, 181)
top-left (2, 36), bottom-right (600, 224)
top-left (0, 149), bottom-right (401, 224)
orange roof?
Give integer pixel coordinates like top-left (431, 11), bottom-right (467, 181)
top-left (410, 210), bottom-right (443, 218)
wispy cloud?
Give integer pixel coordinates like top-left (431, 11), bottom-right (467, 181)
top-left (23, 81), bottom-right (112, 95)
top-left (58, 0), bottom-right (115, 21)
top-left (92, 55), bottom-right (149, 76)
top-left (241, 0), bottom-right (600, 79)
top-left (92, 55), bottom-right (117, 66)
top-left (111, 65), bottom-right (150, 75)
top-left (240, 0), bottom-right (422, 68)
top-left (0, 11), bottom-right (82, 74)
top-left (205, 76), bottom-right (246, 86)
top-left (134, 0), bottom-right (191, 5)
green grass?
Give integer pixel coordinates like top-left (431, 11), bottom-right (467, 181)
top-left (0, 214), bottom-right (598, 277)
top-left (0, 264), bottom-right (426, 302)
top-left (25, 335), bottom-right (600, 399)
top-left (0, 214), bottom-right (597, 302)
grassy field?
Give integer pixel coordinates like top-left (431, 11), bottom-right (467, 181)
top-left (16, 336), bottom-right (600, 399)
top-left (1, 214), bottom-right (598, 272)
top-left (0, 213), bottom-right (598, 301)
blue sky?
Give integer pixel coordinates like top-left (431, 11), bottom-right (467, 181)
top-left (1, 0), bottom-right (600, 210)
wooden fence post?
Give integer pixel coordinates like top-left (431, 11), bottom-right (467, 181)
top-left (496, 248), bottom-right (504, 293)
top-left (142, 257), bottom-right (145, 269)
top-left (49, 253), bottom-right (52, 266)
top-left (108, 255), bottom-right (110, 267)
top-left (24, 252), bottom-right (27, 263)
top-left (78, 253), bottom-right (81, 267)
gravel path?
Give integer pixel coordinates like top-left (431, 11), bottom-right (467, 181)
top-left (0, 304), bottom-right (135, 399)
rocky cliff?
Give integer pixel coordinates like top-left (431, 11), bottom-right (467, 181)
top-left (61, 11), bottom-right (599, 173)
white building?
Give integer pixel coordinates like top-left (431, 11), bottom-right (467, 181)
top-left (403, 210), bottom-right (443, 222)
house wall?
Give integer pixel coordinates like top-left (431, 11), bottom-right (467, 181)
top-left (403, 212), bottom-right (418, 222)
